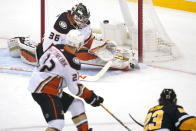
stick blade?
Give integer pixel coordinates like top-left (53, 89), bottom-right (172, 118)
top-left (128, 113), bottom-right (144, 127)
top-left (79, 61), bottom-right (112, 81)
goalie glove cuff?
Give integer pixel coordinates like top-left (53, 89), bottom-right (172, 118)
top-left (84, 91), bottom-right (104, 107)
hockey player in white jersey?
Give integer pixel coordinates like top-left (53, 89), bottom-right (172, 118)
top-left (28, 30), bottom-right (104, 131)
top-left (39, 3), bottom-right (138, 71)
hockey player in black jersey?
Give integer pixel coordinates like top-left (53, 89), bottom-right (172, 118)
top-left (143, 88), bottom-right (196, 131)
top-left (28, 30), bottom-right (103, 131)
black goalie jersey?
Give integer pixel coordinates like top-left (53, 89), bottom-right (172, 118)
top-left (143, 104), bottom-right (194, 131)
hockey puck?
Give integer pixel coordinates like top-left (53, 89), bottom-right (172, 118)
top-left (103, 20), bottom-right (109, 24)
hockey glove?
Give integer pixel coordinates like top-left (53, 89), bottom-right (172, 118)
top-left (84, 91), bottom-right (104, 107)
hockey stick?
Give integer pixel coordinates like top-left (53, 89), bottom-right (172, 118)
top-left (79, 60), bottom-right (112, 81)
top-left (0, 66), bottom-right (33, 72)
top-left (128, 113), bottom-right (144, 127)
top-left (100, 103), bottom-right (132, 131)
top-left (0, 61), bottom-right (112, 81)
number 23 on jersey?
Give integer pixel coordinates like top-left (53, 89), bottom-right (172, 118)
top-left (144, 110), bottom-right (164, 131)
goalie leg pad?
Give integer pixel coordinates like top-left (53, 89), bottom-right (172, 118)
top-left (79, 46), bottom-right (137, 70)
top-left (94, 48), bottom-right (114, 61)
top-left (7, 37), bottom-right (21, 58)
top-left (18, 37), bottom-right (38, 66)
top-left (80, 58), bottom-right (130, 70)
top-left (111, 59), bottom-right (130, 70)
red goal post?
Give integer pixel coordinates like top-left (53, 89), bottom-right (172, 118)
top-left (138, 0), bottom-right (143, 63)
top-left (41, 0), bottom-right (45, 43)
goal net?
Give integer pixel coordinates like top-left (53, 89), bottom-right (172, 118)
top-left (124, 0), bottom-right (180, 63)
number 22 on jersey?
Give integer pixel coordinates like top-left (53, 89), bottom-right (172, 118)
top-left (144, 110), bottom-right (164, 131)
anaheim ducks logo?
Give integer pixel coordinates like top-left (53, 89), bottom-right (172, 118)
top-left (73, 57), bottom-right (80, 65)
top-left (59, 21), bottom-right (67, 29)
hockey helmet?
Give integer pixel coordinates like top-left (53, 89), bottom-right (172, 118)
top-left (159, 88), bottom-right (177, 105)
top-left (66, 30), bottom-right (84, 49)
top-left (71, 3), bottom-right (90, 28)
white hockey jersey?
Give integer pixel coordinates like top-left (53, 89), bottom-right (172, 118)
top-left (28, 44), bottom-right (83, 97)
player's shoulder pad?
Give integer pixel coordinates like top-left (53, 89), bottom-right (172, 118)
top-left (54, 11), bottom-right (75, 34)
top-left (55, 44), bottom-right (81, 70)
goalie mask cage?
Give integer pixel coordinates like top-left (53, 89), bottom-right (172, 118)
top-left (0, 0), bottom-right (180, 64)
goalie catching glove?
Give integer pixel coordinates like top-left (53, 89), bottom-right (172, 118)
top-left (84, 91), bottom-right (104, 107)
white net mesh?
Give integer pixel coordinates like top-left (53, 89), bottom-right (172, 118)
top-left (118, 0), bottom-right (180, 63)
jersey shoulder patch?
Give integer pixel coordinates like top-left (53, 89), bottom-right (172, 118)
top-left (55, 44), bottom-right (81, 70)
top-left (54, 12), bottom-right (75, 34)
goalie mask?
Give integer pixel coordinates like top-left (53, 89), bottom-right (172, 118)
top-left (158, 88), bottom-right (177, 105)
top-left (66, 30), bottom-right (84, 50)
top-left (71, 3), bottom-right (90, 28)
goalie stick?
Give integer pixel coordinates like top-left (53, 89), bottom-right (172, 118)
top-left (128, 113), bottom-right (144, 127)
top-left (0, 60), bottom-right (112, 81)
top-left (100, 103), bottom-right (132, 131)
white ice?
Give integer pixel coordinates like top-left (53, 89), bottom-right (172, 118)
top-left (0, 0), bottom-right (196, 131)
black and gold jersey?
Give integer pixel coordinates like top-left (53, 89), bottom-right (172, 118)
top-left (144, 104), bottom-right (194, 131)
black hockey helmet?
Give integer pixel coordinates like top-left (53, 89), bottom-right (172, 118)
top-left (158, 88), bottom-right (177, 105)
top-left (71, 3), bottom-right (90, 28)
